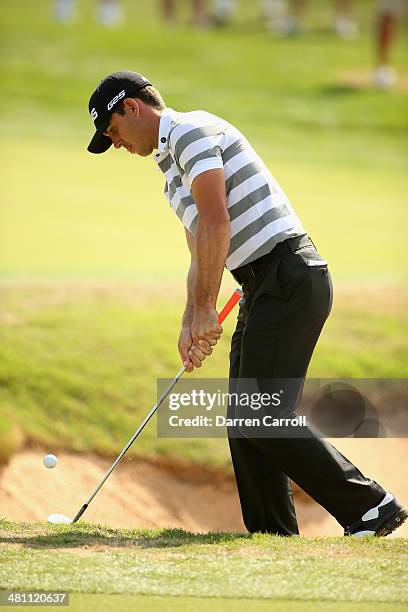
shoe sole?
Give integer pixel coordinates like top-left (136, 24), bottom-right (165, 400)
top-left (375, 508), bottom-right (408, 537)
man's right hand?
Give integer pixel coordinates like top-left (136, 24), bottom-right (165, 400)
top-left (178, 326), bottom-right (214, 373)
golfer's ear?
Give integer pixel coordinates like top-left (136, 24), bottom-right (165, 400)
top-left (124, 98), bottom-right (140, 115)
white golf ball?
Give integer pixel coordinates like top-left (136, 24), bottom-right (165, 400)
top-left (43, 454), bottom-right (58, 469)
top-left (48, 514), bottom-right (71, 524)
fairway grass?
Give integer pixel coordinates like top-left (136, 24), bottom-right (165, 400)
top-left (0, 520), bottom-right (407, 606)
top-left (1, 139), bottom-right (407, 284)
top-left (52, 594), bottom-right (408, 612)
top-left (1, 1), bottom-right (407, 284)
top-left (0, 284), bottom-right (407, 465)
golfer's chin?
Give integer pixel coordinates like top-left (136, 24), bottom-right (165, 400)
top-left (128, 144), bottom-right (154, 157)
top-left (139, 146), bottom-right (155, 157)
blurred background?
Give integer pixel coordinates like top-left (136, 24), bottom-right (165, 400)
top-left (0, 0), bottom-right (407, 534)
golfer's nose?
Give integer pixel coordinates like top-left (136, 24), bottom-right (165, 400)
top-left (113, 139), bottom-right (122, 149)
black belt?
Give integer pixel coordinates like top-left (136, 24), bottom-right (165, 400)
top-left (230, 234), bottom-right (314, 285)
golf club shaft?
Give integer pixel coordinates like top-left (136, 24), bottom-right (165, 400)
top-left (72, 288), bottom-right (243, 523)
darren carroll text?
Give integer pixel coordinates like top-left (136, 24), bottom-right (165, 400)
top-left (168, 415), bottom-right (308, 428)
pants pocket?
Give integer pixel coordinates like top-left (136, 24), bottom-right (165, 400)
top-left (275, 254), bottom-right (311, 301)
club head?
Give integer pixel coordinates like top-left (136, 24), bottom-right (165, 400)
top-left (47, 513), bottom-right (73, 524)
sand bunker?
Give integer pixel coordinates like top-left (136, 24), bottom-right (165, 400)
top-left (1, 439), bottom-right (407, 537)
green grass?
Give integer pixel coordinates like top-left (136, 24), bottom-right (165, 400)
top-left (0, 285), bottom-right (406, 465)
top-left (37, 594), bottom-right (408, 612)
top-left (0, 520), bottom-right (407, 607)
top-left (2, 140), bottom-right (407, 283)
top-left (1, 1), bottom-right (407, 283)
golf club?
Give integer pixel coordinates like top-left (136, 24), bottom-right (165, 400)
top-left (48, 288), bottom-right (243, 525)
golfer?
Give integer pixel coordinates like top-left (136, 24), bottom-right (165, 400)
top-left (87, 71), bottom-right (407, 537)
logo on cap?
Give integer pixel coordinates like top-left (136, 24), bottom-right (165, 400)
top-left (90, 108), bottom-right (98, 120)
top-left (107, 89), bottom-right (126, 111)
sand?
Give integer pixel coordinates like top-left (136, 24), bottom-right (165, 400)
top-left (1, 439), bottom-right (407, 537)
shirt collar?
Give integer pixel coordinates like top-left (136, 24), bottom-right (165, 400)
top-left (156, 107), bottom-right (177, 155)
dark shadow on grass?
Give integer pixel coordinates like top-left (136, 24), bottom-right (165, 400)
top-left (320, 83), bottom-right (360, 96)
top-left (0, 526), bottom-right (255, 550)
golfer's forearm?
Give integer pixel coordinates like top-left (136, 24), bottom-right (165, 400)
top-left (182, 259), bottom-right (198, 328)
top-left (195, 217), bottom-right (230, 310)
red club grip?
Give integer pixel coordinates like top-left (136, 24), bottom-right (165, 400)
top-left (218, 288), bottom-right (243, 324)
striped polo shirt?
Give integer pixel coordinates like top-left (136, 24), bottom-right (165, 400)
top-left (154, 107), bottom-right (306, 271)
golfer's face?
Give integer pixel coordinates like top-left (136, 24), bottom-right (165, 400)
top-left (104, 107), bottom-right (152, 156)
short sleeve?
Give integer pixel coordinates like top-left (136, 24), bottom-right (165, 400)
top-left (171, 124), bottom-right (225, 185)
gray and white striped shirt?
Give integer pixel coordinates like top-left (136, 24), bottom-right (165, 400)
top-left (154, 108), bottom-right (306, 271)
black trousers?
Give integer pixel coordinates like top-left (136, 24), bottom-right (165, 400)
top-left (228, 236), bottom-right (385, 535)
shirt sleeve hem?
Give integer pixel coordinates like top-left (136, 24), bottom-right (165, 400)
top-left (188, 158), bottom-right (224, 185)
